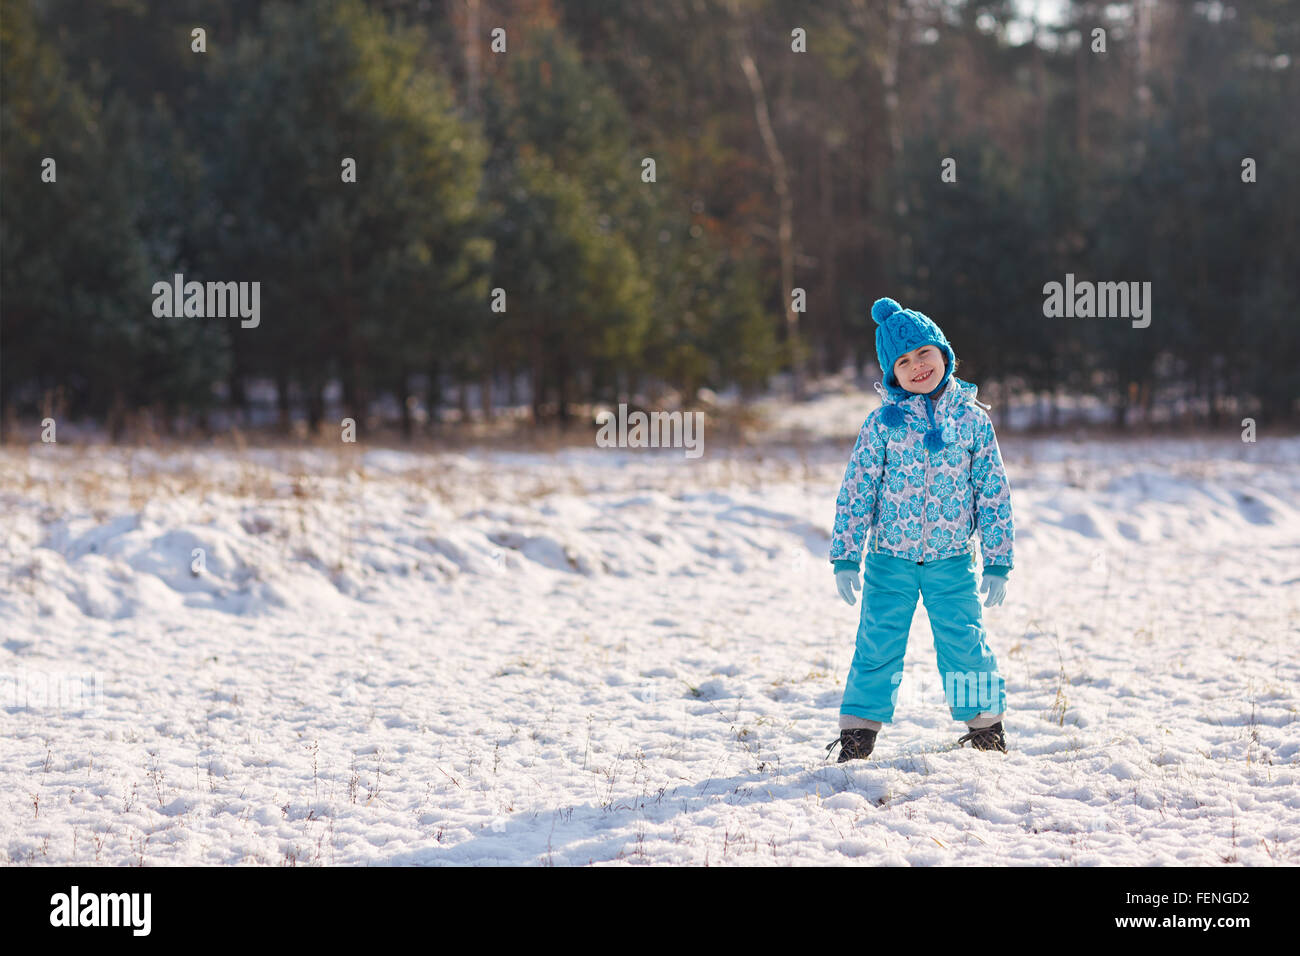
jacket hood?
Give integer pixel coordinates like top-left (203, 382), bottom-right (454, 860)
top-left (873, 375), bottom-right (989, 418)
top-left (872, 375), bottom-right (990, 451)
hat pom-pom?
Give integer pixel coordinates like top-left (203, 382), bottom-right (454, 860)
top-left (871, 297), bottom-right (902, 325)
top-left (880, 404), bottom-right (905, 428)
top-left (923, 428), bottom-right (946, 452)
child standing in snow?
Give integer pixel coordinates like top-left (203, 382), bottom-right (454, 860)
top-left (826, 297), bottom-right (1015, 762)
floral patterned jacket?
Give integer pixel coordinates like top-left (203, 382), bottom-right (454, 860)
top-left (829, 376), bottom-right (1014, 577)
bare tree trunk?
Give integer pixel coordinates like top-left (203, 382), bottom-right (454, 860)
top-left (882, 0), bottom-right (905, 171)
top-left (463, 0), bottom-right (485, 424)
top-left (1135, 0), bottom-right (1153, 117)
top-left (307, 380), bottom-right (324, 436)
top-left (481, 371), bottom-right (493, 422)
top-left (465, 0), bottom-right (481, 113)
top-left (397, 369), bottom-right (412, 442)
top-left (1208, 366), bottom-right (1223, 430)
top-left (557, 354), bottom-right (572, 428)
top-left (1075, 5), bottom-right (1090, 157)
top-left (339, 250), bottom-right (367, 426)
top-left (0, 365), bottom-right (15, 444)
top-left (728, 0), bottom-right (803, 399)
top-left (870, 0), bottom-right (911, 286)
top-left (1132, 0), bottom-right (1154, 166)
top-left (531, 332), bottom-right (545, 424)
top-left (819, 133), bottom-right (839, 375)
top-left (425, 361), bottom-right (443, 435)
top-left (108, 388), bottom-right (128, 444)
top-left (275, 368), bottom-right (292, 435)
top-left (228, 357), bottom-right (247, 427)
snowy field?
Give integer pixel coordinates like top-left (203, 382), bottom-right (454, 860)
top-left (2, 402), bottom-right (1298, 866)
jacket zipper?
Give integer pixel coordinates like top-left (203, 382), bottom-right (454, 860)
top-left (920, 422), bottom-right (930, 562)
top-left (920, 393), bottom-right (937, 562)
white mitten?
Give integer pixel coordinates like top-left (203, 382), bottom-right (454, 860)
top-left (835, 569), bottom-right (862, 606)
top-left (979, 574), bottom-right (1007, 607)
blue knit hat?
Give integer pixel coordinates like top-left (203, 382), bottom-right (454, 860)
top-left (872, 297), bottom-right (955, 397)
top-left (872, 297), bottom-right (956, 449)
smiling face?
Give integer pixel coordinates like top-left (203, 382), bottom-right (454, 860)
top-left (893, 344), bottom-right (946, 394)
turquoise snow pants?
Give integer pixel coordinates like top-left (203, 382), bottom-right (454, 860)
top-left (840, 550), bottom-right (1006, 723)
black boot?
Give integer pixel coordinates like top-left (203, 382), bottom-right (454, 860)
top-left (957, 721), bottom-right (1007, 752)
top-left (825, 728), bottom-right (877, 763)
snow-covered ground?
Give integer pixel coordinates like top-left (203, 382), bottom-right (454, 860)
top-left (2, 395), bottom-right (1297, 865)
